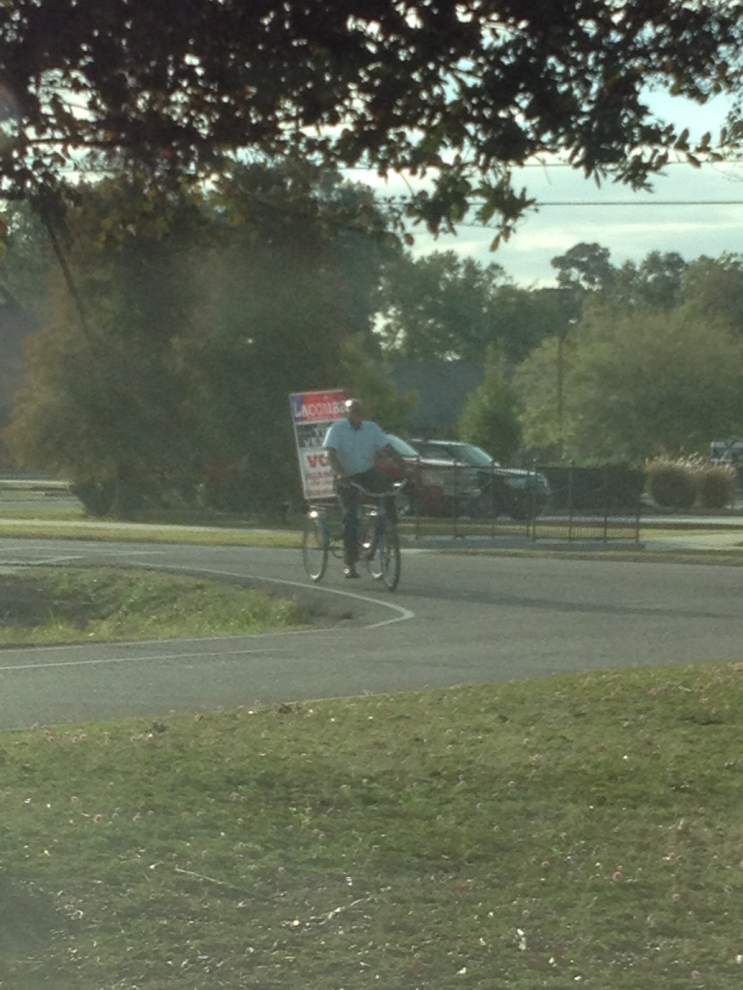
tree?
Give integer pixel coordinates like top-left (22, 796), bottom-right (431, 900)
top-left (6, 160), bottom-right (405, 514)
top-left (3, 0), bottom-right (740, 240)
top-left (611, 251), bottom-right (687, 310)
top-left (379, 251), bottom-right (509, 359)
top-left (6, 176), bottom-right (208, 514)
top-left (682, 253), bottom-right (743, 336)
top-left (551, 244), bottom-right (691, 317)
top-left (515, 304), bottom-right (743, 464)
top-left (513, 332), bottom-right (576, 461)
top-left (457, 346), bottom-right (521, 463)
top-left (380, 250), bottom-right (564, 362)
top-left (0, 203), bottom-right (56, 319)
top-left (488, 284), bottom-right (575, 364)
top-left (179, 161), bottom-right (400, 511)
top-left (551, 242), bottom-right (615, 296)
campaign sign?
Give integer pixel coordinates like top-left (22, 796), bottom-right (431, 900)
top-left (290, 389), bottom-right (347, 499)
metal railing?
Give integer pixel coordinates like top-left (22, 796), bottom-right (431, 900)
top-left (401, 461), bottom-right (642, 544)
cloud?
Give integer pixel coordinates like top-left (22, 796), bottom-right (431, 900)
top-left (389, 162), bottom-right (743, 284)
top-left (343, 90), bottom-right (742, 285)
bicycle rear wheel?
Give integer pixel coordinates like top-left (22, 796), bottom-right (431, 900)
top-left (371, 526), bottom-right (401, 591)
top-left (302, 515), bottom-right (329, 582)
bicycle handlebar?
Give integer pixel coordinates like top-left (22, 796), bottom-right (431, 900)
top-left (344, 478), bottom-right (409, 498)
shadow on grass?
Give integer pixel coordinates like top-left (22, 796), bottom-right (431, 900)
top-left (0, 875), bottom-right (72, 987)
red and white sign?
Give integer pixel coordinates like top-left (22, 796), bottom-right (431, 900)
top-left (290, 389), bottom-right (347, 499)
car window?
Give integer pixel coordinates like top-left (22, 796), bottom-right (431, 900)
top-left (409, 440), bottom-right (496, 465)
top-left (460, 444), bottom-right (497, 467)
top-left (385, 434), bottom-right (420, 458)
top-left (410, 441), bottom-right (448, 460)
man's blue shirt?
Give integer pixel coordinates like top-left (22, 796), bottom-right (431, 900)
top-left (323, 419), bottom-right (389, 475)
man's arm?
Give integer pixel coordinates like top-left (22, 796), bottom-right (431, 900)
top-left (323, 421), bottom-right (345, 478)
top-left (380, 442), bottom-right (405, 471)
top-left (326, 446), bottom-right (345, 479)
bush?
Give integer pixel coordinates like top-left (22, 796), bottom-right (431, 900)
top-left (70, 479), bottom-right (115, 516)
top-left (698, 463), bottom-right (737, 509)
top-left (645, 458), bottom-right (697, 509)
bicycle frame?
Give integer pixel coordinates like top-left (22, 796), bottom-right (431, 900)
top-left (346, 480), bottom-right (404, 590)
top-left (301, 480), bottom-right (406, 590)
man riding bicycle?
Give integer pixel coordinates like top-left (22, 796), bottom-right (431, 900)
top-left (323, 398), bottom-right (405, 578)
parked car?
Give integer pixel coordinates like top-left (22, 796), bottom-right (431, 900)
top-left (406, 439), bottom-right (551, 520)
top-left (376, 434), bottom-right (482, 516)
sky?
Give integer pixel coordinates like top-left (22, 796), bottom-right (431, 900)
top-left (348, 92), bottom-right (742, 287)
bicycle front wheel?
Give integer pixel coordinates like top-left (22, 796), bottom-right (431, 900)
top-left (302, 515), bottom-right (329, 582)
top-left (370, 526), bottom-right (401, 591)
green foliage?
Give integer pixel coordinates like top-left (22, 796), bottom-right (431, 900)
top-left (645, 457), bottom-right (699, 509)
top-left (682, 253), bottom-right (743, 336)
top-left (6, 163), bottom-right (404, 517)
top-left (612, 251), bottom-right (687, 311)
top-left (181, 161), bottom-right (397, 513)
top-left (380, 250), bottom-right (567, 363)
top-left (4, 1), bottom-right (740, 241)
top-left (517, 305), bottom-right (743, 465)
top-left (512, 332), bottom-right (575, 460)
top-left (339, 338), bottom-right (416, 435)
top-left (0, 204), bottom-right (55, 319)
top-left (379, 251), bottom-right (509, 359)
top-left (551, 241), bottom-right (615, 294)
top-left (6, 177), bottom-right (207, 516)
top-left (457, 347), bottom-right (521, 462)
top-left (549, 245), bottom-right (691, 326)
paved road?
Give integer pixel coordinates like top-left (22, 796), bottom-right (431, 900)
top-left (1, 536), bottom-right (743, 730)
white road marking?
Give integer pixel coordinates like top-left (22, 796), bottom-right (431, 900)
top-left (0, 647), bottom-right (286, 673)
top-left (135, 562), bottom-right (416, 629)
top-left (2, 547), bottom-right (415, 629)
top-left (1, 544), bottom-right (165, 557)
top-left (0, 552), bottom-right (415, 676)
top-left (0, 622), bottom-right (349, 658)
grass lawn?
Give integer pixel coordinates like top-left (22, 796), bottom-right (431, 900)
top-left (2, 664), bottom-right (743, 988)
top-left (0, 568), bottom-right (310, 647)
top-left (0, 517), bottom-right (302, 548)
top-left (2, 484), bottom-right (743, 553)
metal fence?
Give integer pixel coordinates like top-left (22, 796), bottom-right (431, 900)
top-left (401, 462), bottom-right (643, 544)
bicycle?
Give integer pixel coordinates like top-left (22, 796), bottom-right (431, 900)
top-left (302, 480), bottom-right (406, 591)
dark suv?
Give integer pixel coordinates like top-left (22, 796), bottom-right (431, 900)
top-left (406, 439), bottom-right (551, 520)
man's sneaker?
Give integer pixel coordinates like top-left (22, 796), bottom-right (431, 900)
top-left (344, 566), bottom-right (360, 579)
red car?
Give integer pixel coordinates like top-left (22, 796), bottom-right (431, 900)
top-left (377, 434), bottom-right (481, 516)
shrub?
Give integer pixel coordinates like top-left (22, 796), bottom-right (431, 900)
top-left (646, 458), bottom-right (697, 509)
top-left (698, 463), bottom-right (737, 509)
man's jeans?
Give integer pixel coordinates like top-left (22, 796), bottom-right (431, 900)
top-left (337, 469), bottom-right (397, 565)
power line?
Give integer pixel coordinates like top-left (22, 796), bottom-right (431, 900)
top-left (378, 191), bottom-right (743, 207)
top-left (534, 200), bottom-right (743, 206)
top-left (455, 200), bottom-right (743, 230)
top-left (344, 158), bottom-right (743, 172)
